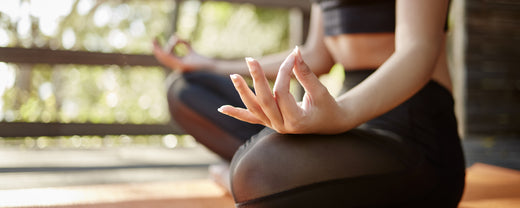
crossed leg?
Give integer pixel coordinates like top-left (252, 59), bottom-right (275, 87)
top-left (230, 128), bottom-right (442, 208)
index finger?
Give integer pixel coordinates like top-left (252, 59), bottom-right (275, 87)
top-left (152, 41), bottom-right (175, 66)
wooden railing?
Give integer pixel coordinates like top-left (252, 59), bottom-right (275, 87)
top-left (0, 47), bottom-right (182, 137)
top-left (0, 0), bottom-right (311, 137)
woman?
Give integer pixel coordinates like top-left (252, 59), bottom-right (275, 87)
top-left (153, 0), bottom-right (465, 207)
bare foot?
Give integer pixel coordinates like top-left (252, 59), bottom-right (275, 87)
top-left (209, 163), bottom-right (231, 195)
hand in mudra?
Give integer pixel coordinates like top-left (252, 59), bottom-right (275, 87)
top-left (152, 36), bottom-right (209, 72)
top-left (218, 47), bottom-right (350, 134)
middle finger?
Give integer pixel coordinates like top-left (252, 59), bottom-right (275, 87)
top-left (245, 58), bottom-right (284, 129)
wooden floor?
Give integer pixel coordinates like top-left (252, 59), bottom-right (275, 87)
top-left (0, 179), bottom-right (234, 208)
top-left (459, 163), bottom-right (520, 208)
top-left (0, 163), bottom-right (518, 208)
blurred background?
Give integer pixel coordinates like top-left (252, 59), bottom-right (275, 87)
top-left (0, 0), bottom-right (519, 191)
top-left (0, 0), bottom-right (316, 190)
top-left (0, 0), bottom-right (294, 128)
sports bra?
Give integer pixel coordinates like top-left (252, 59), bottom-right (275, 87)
top-left (314, 0), bottom-right (448, 36)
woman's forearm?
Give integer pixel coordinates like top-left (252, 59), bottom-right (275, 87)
top-left (336, 43), bottom-right (442, 130)
top-left (211, 50), bottom-right (294, 79)
top-left (211, 43), bottom-right (334, 80)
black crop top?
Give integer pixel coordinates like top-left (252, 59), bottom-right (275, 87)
top-left (314, 0), bottom-right (448, 36)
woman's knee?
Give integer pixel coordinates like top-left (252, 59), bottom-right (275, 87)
top-left (230, 133), bottom-right (289, 202)
top-left (230, 133), bottom-right (329, 202)
top-left (165, 73), bottom-right (188, 107)
top-left (165, 72), bottom-right (202, 117)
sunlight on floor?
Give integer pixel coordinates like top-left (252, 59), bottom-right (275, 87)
top-left (0, 179), bottom-right (231, 207)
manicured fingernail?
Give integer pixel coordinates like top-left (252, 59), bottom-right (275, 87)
top-left (245, 57), bottom-right (255, 63)
top-left (245, 57), bottom-right (257, 73)
top-left (230, 74), bottom-right (239, 80)
top-left (217, 106), bottom-right (224, 113)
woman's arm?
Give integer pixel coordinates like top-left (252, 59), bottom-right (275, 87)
top-left (153, 4), bottom-right (334, 79)
top-left (336, 0), bottom-right (451, 129)
top-left (218, 0), bottom-right (450, 134)
top-left (212, 3), bottom-right (335, 79)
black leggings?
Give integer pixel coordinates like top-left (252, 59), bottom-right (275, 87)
top-left (166, 70), bottom-right (466, 207)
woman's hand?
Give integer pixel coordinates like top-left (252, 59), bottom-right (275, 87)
top-left (152, 36), bottom-right (211, 72)
top-left (218, 47), bottom-right (351, 134)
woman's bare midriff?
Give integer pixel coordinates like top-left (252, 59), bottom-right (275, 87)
top-left (324, 33), bottom-right (453, 92)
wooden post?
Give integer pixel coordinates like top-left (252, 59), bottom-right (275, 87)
top-left (450, 0), bottom-right (467, 138)
top-left (463, 0), bottom-right (520, 136)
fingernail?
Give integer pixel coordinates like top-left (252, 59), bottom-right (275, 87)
top-left (217, 106), bottom-right (224, 113)
top-left (230, 74), bottom-right (238, 80)
top-left (295, 47), bottom-right (303, 63)
top-left (245, 57), bottom-right (257, 73)
top-left (292, 46), bottom-right (299, 54)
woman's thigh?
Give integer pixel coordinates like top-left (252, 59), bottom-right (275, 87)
top-left (230, 128), bottom-right (440, 207)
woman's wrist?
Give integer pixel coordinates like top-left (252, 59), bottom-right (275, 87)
top-left (200, 57), bottom-right (217, 71)
top-left (212, 59), bottom-right (250, 76)
top-left (335, 94), bottom-right (364, 132)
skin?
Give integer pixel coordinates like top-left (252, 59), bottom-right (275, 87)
top-left (153, 0), bottom-right (452, 135)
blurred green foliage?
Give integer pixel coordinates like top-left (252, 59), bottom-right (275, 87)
top-left (185, 1), bottom-right (290, 58)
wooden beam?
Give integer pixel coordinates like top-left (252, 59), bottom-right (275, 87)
top-left (0, 47), bottom-right (161, 66)
top-left (0, 122), bottom-right (183, 137)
